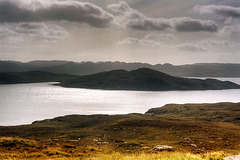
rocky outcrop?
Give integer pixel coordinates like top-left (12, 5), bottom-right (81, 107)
top-left (151, 145), bottom-right (173, 151)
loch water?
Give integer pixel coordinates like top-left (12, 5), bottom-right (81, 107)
top-left (0, 77), bottom-right (240, 126)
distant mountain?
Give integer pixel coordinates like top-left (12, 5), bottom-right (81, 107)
top-left (39, 61), bottom-right (153, 75)
top-left (1, 60), bottom-right (240, 77)
top-left (0, 61), bottom-right (33, 72)
top-left (27, 60), bottom-right (69, 68)
top-left (60, 68), bottom-right (240, 91)
top-left (161, 63), bottom-right (240, 77)
top-left (0, 71), bottom-right (78, 84)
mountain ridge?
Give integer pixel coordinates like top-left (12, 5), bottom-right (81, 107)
top-left (1, 60), bottom-right (240, 77)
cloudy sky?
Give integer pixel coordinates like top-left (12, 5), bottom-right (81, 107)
top-left (0, 0), bottom-right (239, 64)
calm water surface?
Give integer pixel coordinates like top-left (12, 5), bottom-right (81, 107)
top-left (0, 78), bottom-right (240, 126)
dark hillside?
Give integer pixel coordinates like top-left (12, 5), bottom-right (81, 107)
top-left (0, 71), bottom-right (78, 84)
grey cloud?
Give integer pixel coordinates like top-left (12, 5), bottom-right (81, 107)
top-left (117, 37), bottom-right (164, 49)
top-left (108, 1), bottom-right (218, 32)
top-left (198, 39), bottom-right (240, 53)
top-left (117, 37), bottom-right (210, 53)
top-left (176, 43), bottom-right (207, 52)
top-left (193, 5), bottom-right (240, 18)
top-left (219, 24), bottom-right (240, 37)
top-left (171, 17), bottom-right (217, 32)
top-left (145, 33), bottom-right (176, 41)
top-left (108, 1), bottom-right (171, 31)
top-left (107, 0), bottom-right (131, 14)
top-left (200, 39), bottom-right (239, 48)
top-left (127, 18), bottom-right (170, 31)
top-left (0, 23), bottom-right (69, 43)
top-left (0, 0), bottom-right (113, 28)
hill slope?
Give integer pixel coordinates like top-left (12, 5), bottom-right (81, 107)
top-left (146, 102), bottom-right (240, 123)
top-left (60, 68), bottom-right (240, 91)
top-left (0, 71), bottom-right (78, 84)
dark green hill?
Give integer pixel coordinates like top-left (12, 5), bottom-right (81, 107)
top-left (60, 68), bottom-right (240, 91)
top-left (0, 71), bottom-right (78, 84)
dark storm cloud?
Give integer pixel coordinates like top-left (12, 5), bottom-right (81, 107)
top-left (127, 18), bottom-right (170, 31)
top-left (172, 17), bottom-right (217, 32)
top-left (193, 5), bottom-right (240, 18)
top-left (0, 0), bottom-right (113, 28)
top-left (108, 1), bottom-right (218, 32)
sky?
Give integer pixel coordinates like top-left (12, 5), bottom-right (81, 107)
top-left (0, 0), bottom-right (240, 64)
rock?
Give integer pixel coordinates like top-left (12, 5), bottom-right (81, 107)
top-left (93, 139), bottom-right (98, 142)
top-left (191, 144), bottom-right (197, 147)
top-left (69, 139), bottom-right (78, 142)
top-left (152, 145), bottom-right (173, 151)
top-left (225, 155), bottom-right (240, 160)
top-left (114, 139), bottom-right (125, 143)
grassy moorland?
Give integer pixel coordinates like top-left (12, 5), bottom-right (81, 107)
top-left (0, 102), bottom-right (240, 159)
